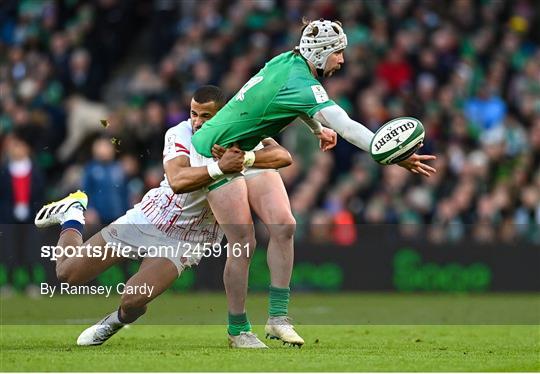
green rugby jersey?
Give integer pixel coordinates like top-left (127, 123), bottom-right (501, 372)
top-left (191, 51), bottom-right (336, 157)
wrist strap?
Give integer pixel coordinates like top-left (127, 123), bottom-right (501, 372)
top-left (207, 162), bottom-right (224, 180)
top-left (243, 151), bottom-right (255, 167)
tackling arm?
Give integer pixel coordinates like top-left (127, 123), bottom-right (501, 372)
top-left (165, 156), bottom-right (220, 194)
top-left (167, 140), bottom-right (292, 194)
top-left (211, 139), bottom-right (293, 170)
top-left (252, 138), bottom-right (292, 169)
top-left (165, 147), bottom-right (245, 194)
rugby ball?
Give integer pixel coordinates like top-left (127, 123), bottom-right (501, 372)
top-left (369, 117), bottom-right (425, 165)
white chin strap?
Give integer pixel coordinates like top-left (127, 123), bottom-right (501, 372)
top-left (297, 19), bottom-right (348, 74)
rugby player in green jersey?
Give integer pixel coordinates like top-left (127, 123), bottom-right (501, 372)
top-left (190, 19), bottom-right (437, 348)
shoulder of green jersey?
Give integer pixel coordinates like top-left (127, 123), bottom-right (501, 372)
top-left (311, 85), bottom-right (329, 103)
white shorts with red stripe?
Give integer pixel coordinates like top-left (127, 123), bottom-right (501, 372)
top-left (100, 207), bottom-right (207, 276)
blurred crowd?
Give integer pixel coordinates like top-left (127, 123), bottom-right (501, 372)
top-left (1, 0), bottom-right (539, 245)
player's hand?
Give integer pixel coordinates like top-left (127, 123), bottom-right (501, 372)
top-left (211, 144), bottom-right (226, 159)
top-left (397, 145), bottom-right (437, 177)
top-left (261, 138), bottom-right (279, 147)
top-left (217, 146), bottom-right (245, 173)
top-left (317, 127), bottom-right (337, 151)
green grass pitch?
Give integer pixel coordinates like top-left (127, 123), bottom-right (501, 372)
top-left (1, 293), bottom-right (539, 372)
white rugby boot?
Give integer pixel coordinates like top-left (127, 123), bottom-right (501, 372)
top-left (34, 190), bottom-right (87, 228)
top-left (77, 314), bottom-right (124, 346)
top-left (265, 316), bottom-right (304, 347)
top-left (228, 331), bottom-right (268, 348)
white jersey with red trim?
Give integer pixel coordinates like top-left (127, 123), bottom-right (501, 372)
top-left (133, 119), bottom-right (222, 244)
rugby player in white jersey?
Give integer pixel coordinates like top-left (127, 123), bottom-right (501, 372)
top-left (35, 86), bottom-right (292, 347)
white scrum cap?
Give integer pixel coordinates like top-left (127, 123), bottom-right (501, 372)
top-left (298, 19), bottom-right (348, 71)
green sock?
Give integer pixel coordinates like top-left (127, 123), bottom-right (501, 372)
top-left (227, 312), bottom-right (251, 336)
top-left (268, 285), bottom-right (290, 317)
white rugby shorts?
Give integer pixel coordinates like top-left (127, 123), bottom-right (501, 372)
top-left (100, 208), bottom-right (204, 276)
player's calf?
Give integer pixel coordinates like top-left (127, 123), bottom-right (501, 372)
top-left (53, 231), bottom-right (115, 285)
top-left (119, 292), bottom-right (149, 323)
top-left (55, 259), bottom-right (86, 285)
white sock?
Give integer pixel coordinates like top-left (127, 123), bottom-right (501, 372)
top-left (60, 205), bottom-right (85, 225)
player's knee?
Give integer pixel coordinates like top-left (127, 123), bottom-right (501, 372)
top-left (279, 223), bottom-right (296, 241)
top-left (280, 214), bottom-right (296, 233)
top-left (232, 229), bottom-right (257, 250)
top-left (269, 214), bottom-right (296, 240)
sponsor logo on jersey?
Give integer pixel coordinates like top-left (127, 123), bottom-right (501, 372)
top-left (311, 85), bottom-right (329, 103)
top-left (164, 134), bottom-right (176, 156)
top-left (164, 133), bottom-right (190, 158)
